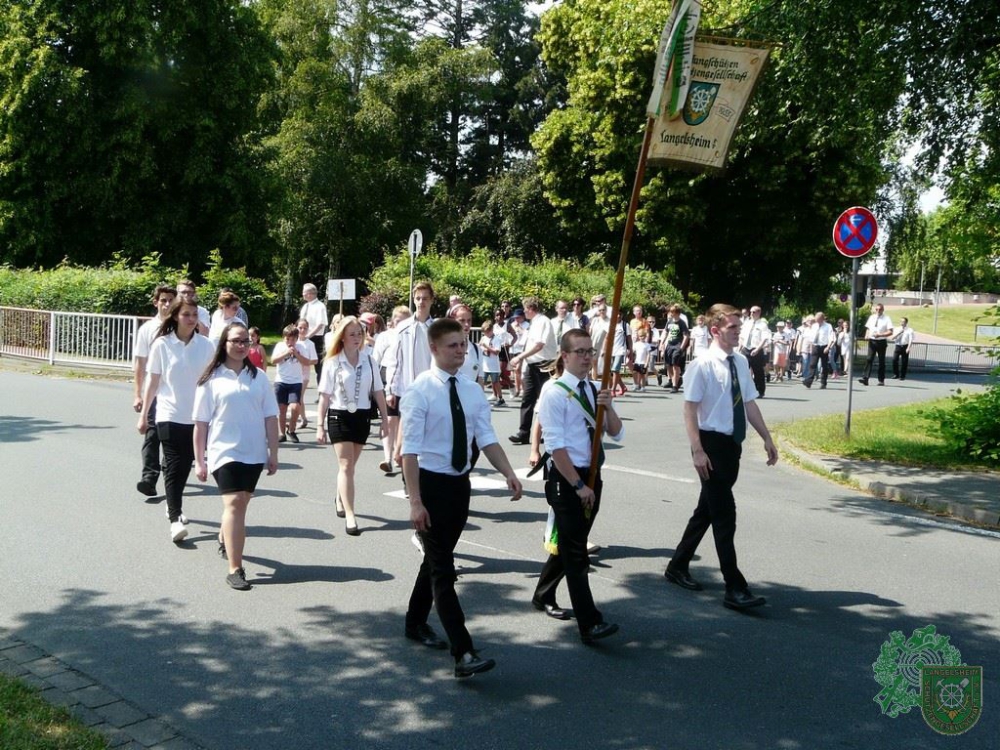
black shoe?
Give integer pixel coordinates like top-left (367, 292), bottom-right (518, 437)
top-left (454, 651), bottom-right (496, 678)
top-left (288, 431), bottom-right (300, 443)
top-left (664, 568), bottom-right (703, 591)
top-left (532, 600), bottom-right (573, 620)
top-left (877, 381), bottom-right (885, 386)
top-left (508, 434), bottom-right (530, 445)
top-left (580, 622), bottom-right (619, 644)
top-left (335, 500), bottom-right (346, 518)
top-left (820, 383), bottom-right (827, 389)
top-left (136, 480), bottom-right (157, 497)
top-left (802, 379), bottom-right (813, 388)
top-left (345, 524), bottom-right (361, 536)
top-left (858, 378), bottom-right (869, 386)
top-left (723, 588), bottom-right (766, 610)
top-left (405, 624), bottom-right (448, 650)
top-left (278, 434), bottom-right (287, 443)
top-left (226, 568), bottom-right (252, 591)
top-left (217, 540), bottom-right (227, 560)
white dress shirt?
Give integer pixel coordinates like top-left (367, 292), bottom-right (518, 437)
top-left (146, 333), bottom-right (216, 424)
top-left (865, 312), bottom-right (894, 339)
top-left (894, 326), bottom-right (915, 347)
top-left (385, 316), bottom-right (432, 398)
top-left (193, 366), bottom-right (279, 472)
top-left (524, 313), bottom-right (558, 364)
top-left (317, 352), bottom-right (383, 410)
top-left (684, 346), bottom-right (757, 436)
top-left (811, 322), bottom-right (835, 347)
top-left (460, 339), bottom-right (481, 382)
top-left (400, 366), bottom-right (498, 475)
top-left (299, 298), bottom-right (329, 337)
top-left (538, 371), bottom-right (624, 467)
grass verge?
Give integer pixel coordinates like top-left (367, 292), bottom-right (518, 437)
top-left (772, 397), bottom-right (993, 472)
top-left (883, 303), bottom-right (996, 344)
top-left (0, 673), bottom-right (107, 749)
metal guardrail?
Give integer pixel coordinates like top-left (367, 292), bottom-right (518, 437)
top-left (853, 340), bottom-right (999, 374)
top-left (0, 306), bottom-right (142, 370)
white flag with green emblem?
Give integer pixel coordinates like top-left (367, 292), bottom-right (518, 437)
top-left (645, 0), bottom-right (701, 119)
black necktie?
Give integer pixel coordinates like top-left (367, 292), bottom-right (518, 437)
top-left (728, 356), bottom-right (746, 443)
top-left (449, 376), bottom-right (467, 472)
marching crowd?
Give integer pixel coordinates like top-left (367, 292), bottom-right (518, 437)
top-left (130, 278), bottom-right (910, 678)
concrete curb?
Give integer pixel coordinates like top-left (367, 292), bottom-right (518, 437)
top-left (0, 629), bottom-right (206, 750)
top-left (777, 439), bottom-right (1000, 529)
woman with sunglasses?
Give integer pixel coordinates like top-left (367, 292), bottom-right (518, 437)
top-left (193, 323), bottom-right (280, 591)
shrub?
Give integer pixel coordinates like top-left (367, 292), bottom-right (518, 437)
top-left (365, 247), bottom-right (687, 322)
top-left (928, 384), bottom-right (1000, 463)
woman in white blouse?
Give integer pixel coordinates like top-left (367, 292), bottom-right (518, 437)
top-left (193, 322), bottom-right (280, 591)
top-left (316, 317), bottom-right (388, 535)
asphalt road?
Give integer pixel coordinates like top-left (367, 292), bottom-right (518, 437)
top-left (1, 369), bottom-right (997, 749)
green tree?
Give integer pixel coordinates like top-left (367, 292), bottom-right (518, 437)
top-left (0, 0), bottom-right (277, 273)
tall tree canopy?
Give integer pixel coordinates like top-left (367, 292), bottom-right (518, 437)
top-left (0, 0), bottom-right (276, 273)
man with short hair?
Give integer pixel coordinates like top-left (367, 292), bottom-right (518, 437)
top-left (802, 312), bottom-right (835, 389)
top-left (739, 305), bottom-right (770, 397)
top-left (531, 329), bottom-right (623, 643)
top-left (401, 318), bottom-right (522, 678)
top-left (508, 296), bottom-right (557, 444)
top-left (387, 282), bottom-right (436, 458)
top-left (658, 304), bottom-right (689, 393)
top-left (176, 279), bottom-right (210, 336)
top-left (552, 300), bottom-right (578, 345)
top-left (664, 304), bottom-right (778, 611)
top-left (892, 317), bottom-right (915, 380)
top-left (300, 283), bottom-right (329, 381)
top-left (859, 303), bottom-right (893, 386)
top-left (133, 284), bottom-right (176, 497)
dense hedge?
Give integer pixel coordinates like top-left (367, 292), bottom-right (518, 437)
top-left (361, 247), bottom-right (687, 322)
top-left (0, 251), bottom-right (277, 323)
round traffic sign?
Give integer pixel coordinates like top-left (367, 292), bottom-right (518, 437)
top-left (833, 207), bottom-right (878, 258)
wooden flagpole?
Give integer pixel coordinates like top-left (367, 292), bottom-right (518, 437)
top-left (587, 117), bottom-right (656, 488)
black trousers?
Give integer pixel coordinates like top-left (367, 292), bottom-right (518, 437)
top-left (156, 422), bottom-right (195, 523)
top-left (140, 398), bottom-right (161, 485)
top-left (803, 345), bottom-right (830, 387)
top-left (533, 466), bottom-right (603, 634)
top-left (309, 335), bottom-right (325, 381)
top-left (669, 431), bottom-right (748, 592)
top-left (517, 362), bottom-right (548, 437)
top-left (863, 339), bottom-right (888, 383)
top-left (742, 348), bottom-right (767, 397)
top-left (406, 470), bottom-right (474, 659)
top-left (892, 345), bottom-right (910, 379)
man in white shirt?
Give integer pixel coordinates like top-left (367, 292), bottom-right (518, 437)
top-left (739, 305), bottom-right (770, 397)
top-left (552, 300), bottom-right (579, 345)
top-left (133, 283), bottom-right (176, 497)
top-left (802, 311), bottom-right (835, 389)
top-left (665, 304), bottom-right (778, 611)
top-left (176, 279), bottom-right (210, 336)
top-left (508, 296), bottom-right (557, 444)
top-left (401, 318), bottom-right (522, 678)
top-left (859, 303), bottom-right (894, 386)
top-left (892, 316), bottom-right (915, 380)
top-left (387, 282), bottom-right (436, 462)
top-left (300, 283), bottom-right (329, 381)
top-left (531, 329), bottom-right (623, 644)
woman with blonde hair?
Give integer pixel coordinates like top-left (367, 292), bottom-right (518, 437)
top-left (316, 316), bottom-right (388, 535)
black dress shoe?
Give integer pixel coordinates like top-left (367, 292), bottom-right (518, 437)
top-left (580, 621), bottom-right (619, 644)
top-left (454, 651), bottom-right (496, 678)
top-left (345, 524), bottom-right (361, 536)
top-left (858, 378), bottom-right (869, 386)
top-left (532, 600), bottom-right (573, 620)
top-left (723, 588), bottom-right (766, 610)
top-left (508, 434), bottom-right (530, 445)
top-left (664, 568), bottom-right (703, 591)
top-left (405, 624), bottom-right (448, 650)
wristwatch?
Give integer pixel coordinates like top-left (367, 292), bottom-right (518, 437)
top-left (573, 478), bottom-right (585, 491)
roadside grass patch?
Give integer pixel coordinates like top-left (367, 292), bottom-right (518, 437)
top-left (0, 673), bottom-right (106, 749)
top-left (773, 398), bottom-right (993, 471)
top-left (883, 303), bottom-right (995, 344)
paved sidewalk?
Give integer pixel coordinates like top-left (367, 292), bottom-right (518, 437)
top-left (780, 440), bottom-right (1000, 527)
top-left (0, 630), bottom-right (203, 750)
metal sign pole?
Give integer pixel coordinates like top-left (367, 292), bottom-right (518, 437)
top-left (339, 282), bottom-right (345, 317)
top-left (845, 257), bottom-right (858, 436)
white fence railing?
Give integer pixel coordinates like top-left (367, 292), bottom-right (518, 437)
top-left (0, 307), bottom-right (145, 370)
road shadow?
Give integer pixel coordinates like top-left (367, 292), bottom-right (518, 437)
top-left (0, 415), bottom-right (114, 444)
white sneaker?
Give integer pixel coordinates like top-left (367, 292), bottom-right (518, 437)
top-left (164, 507), bottom-right (188, 524)
top-left (170, 521), bottom-right (189, 543)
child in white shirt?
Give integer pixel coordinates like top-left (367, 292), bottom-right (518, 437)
top-left (271, 324), bottom-right (312, 442)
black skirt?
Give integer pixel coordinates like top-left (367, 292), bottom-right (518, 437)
top-left (327, 408), bottom-right (372, 444)
top-left (212, 461), bottom-right (264, 494)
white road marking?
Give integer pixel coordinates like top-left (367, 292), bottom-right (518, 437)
top-left (601, 464), bottom-right (696, 484)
